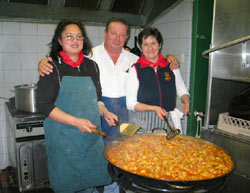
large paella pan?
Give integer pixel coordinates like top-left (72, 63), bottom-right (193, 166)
top-left (104, 134), bottom-right (234, 190)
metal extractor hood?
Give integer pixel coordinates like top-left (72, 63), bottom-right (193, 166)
top-left (0, 0), bottom-right (184, 27)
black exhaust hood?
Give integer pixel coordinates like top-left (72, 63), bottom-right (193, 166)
top-left (0, 0), bottom-right (183, 27)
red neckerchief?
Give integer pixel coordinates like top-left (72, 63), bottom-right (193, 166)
top-left (59, 50), bottom-right (84, 68)
top-left (137, 54), bottom-right (169, 68)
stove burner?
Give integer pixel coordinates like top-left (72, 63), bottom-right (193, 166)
top-left (6, 102), bottom-right (45, 122)
top-left (108, 164), bottom-right (228, 193)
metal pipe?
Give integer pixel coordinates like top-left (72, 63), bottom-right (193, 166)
top-left (202, 35), bottom-right (250, 58)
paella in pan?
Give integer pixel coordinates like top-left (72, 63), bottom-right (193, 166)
top-left (105, 134), bottom-right (234, 181)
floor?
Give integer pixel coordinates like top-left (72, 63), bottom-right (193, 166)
top-left (2, 169), bottom-right (249, 193)
top-left (0, 170), bottom-right (54, 193)
top-left (0, 170), bottom-right (131, 193)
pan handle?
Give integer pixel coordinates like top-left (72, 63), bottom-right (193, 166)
top-left (90, 127), bottom-right (107, 137)
top-left (165, 182), bottom-right (193, 190)
top-left (137, 182), bottom-right (193, 192)
top-left (90, 127), bottom-right (121, 141)
top-left (152, 128), bottom-right (168, 133)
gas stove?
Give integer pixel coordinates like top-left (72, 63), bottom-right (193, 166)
top-left (5, 102), bottom-right (49, 192)
top-left (5, 101), bottom-right (44, 122)
top-left (108, 164), bottom-right (228, 193)
top-left (5, 102), bottom-right (45, 139)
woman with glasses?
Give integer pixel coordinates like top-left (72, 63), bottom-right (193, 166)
top-left (36, 19), bottom-right (113, 193)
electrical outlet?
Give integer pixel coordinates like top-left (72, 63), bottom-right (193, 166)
top-left (180, 53), bottom-right (185, 64)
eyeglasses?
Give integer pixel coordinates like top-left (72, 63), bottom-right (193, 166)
top-left (64, 35), bottom-right (84, 41)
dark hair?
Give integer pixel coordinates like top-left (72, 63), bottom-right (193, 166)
top-left (138, 27), bottom-right (163, 48)
top-left (105, 17), bottom-right (130, 38)
top-left (124, 45), bottom-right (131, 52)
top-left (48, 19), bottom-right (92, 60)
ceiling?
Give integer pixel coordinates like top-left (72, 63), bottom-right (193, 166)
top-left (0, 0), bottom-right (183, 27)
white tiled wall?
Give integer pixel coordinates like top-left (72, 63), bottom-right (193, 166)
top-left (0, 21), bottom-right (52, 169)
top-left (153, 0), bottom-right (194, 133)
top-left (154, 0), bottom-right (193, 84)
top-left (0, 0), bottom-right (194, 169)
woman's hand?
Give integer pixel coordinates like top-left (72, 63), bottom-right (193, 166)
top-left (38, 57), bottom-right (53, 77)
top-left (166, 54), bottom-right (180, 70)
top-left (74, 118), bottom-right (97, 133)
top-left (183, 103), bottom-right (189, 115)
top-left (48, 107), bottom-right (96, 133)
top-left (153, 106), bottom-right (168, 120)
top-left (134, 103), bottom-right (167, 120)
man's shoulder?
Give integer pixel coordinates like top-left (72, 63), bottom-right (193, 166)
top-left (123, 50), bottom-right (139, 62)
top-left (92, 44), bottom-right (103, 53)
top-left (90, 44), bottom-right (105, 59)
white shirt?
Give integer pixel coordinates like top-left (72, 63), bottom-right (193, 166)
top-left (126, 67), bottom-right (189, 111)
top-left (89, 43), bottom-right (139, 98)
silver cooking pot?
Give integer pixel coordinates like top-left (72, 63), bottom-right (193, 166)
top-left (14, 83), bottom-right (37, 113)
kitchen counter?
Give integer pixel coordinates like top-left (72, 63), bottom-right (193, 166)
top-left (202, 129), bottom-right (250, 193)
top-left (220, 171), bottom-right (250, 193)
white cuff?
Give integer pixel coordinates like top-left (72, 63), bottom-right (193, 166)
top-left (170, 108), bottom-right (184, 134)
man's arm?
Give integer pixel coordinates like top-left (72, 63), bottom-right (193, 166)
top-left (38, 57), bottom-right (54, 77)
top-left (166, 54), bottom-right (180, 70)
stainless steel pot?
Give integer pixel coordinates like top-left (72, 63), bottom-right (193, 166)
top-left (14, 83), bottom-right (37, 113)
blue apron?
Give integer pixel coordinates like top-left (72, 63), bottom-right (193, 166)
top-left (44, 76), bottom-right (112, 193)
top-left (101, 96), bottom-right (128, 145)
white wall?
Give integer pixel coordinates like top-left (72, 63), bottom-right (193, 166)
top-left (152, 0), bottom-right (194, 133)
top-left (0, 22), bottom-right (58, 169)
